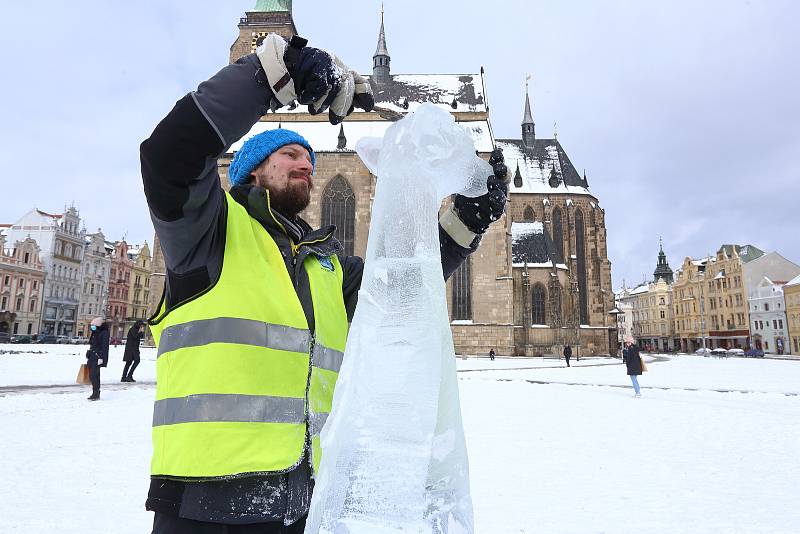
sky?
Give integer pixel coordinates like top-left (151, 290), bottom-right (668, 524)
top-left (0, 0), bottom-right (797, 289)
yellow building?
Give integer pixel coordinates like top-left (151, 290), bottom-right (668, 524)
top-left (127, 242), bottom-right (151, 327)
top-left (628, 278), bottom-right (674, 352)
top-left (674, 245), bottom-right (757, 351)
top-left (785, 275), bottom-right (800, 355)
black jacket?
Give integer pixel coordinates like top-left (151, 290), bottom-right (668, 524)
top-left (140, 52), bottom-right (476, 525)
top-left (123, 322), bottom-right (144, 362)
top-left (563, 345), bottom-right (572, 358)
top-left (623, 345), bottom-right (642, 375)
top-left (87, 324), bottom-right (110, 368)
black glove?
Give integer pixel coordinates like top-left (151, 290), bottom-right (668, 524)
top-left (453, 149), bottom-right (508, 234)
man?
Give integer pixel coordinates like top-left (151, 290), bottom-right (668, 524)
top-left (563, 344), bottom-right (572, 367)
top-left (141, 33), bottom-right (507, 533)
top-left (121, 320), bottom-right (144, 382)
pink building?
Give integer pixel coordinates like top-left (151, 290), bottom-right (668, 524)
top-left (0, 231), bottom-right (46, 338)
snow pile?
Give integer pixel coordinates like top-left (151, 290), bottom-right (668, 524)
top-left (305, 104), bottom-right (481, 533)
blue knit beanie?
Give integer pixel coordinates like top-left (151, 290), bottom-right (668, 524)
top-left (229, 128), bottom-right (315, 186)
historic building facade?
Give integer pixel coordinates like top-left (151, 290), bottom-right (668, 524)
top-left (149, 2), bottom-right (616, 356)
top-left (77, 231), bottom-right (112, 337)
top-left (624, 278), bottom-right (675, 352)
top-left (785, 275), bottom-right (800, 355)
top-left (748, 276), bottom-right (789, 354)
top-left (0, 233), bottom-right (45, 337)
top-left (5, 207), bottom-right (85, 336)
top-left (128, 242), bottom-right (152, 324)
top-left (107, 241), bottom-right (133, 341)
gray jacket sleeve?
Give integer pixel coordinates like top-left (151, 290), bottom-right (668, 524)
top-left (140, 54), bottom-right (275, 285)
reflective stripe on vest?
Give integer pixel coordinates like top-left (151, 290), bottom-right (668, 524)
top-left (148, 192), bottom-right (348, 479)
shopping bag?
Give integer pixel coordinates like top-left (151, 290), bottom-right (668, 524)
top-left (640, 356), bottom-right (648, 373)
top-left (76, 363), bottom-right (91, 385)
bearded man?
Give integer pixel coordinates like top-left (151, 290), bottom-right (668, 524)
top-left (141, 33), bottom-right (507, 533)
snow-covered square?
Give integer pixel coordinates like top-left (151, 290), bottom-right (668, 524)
top-left (1, 346), bottom-right (798, 533)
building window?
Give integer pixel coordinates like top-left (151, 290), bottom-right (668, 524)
top-left (13, 322), bottom-right (19, 334)
top-left (779, 319), bottom-right (783, 329)
top-left (321, 175), bottom-right (356, 256)
top-left (551, 207), bottom-right (563, 262)
top-left (27, 323), bottom-right (32, 335)
top-left (765, 303), bottom-right (770, 311)
top-left (523, 206), bottom-right (535, 221)
top-left (29, 299), bottom-right (36, 313)
top-left (451, 258), bottom-right (472, 321)
top-left (574, 209), bottom-right (589, 324)
top-left (24, 252), bottom-right (30, 263)
top-left (532, 283), bottom-right (546, 325)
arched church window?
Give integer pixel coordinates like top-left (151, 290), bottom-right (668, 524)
top-left (552, 207), bottom-right (564, 262)
top-left (451, 257), bottom-right (472, 321)
top-left (321, 175), bottom-right (356, 256)
top-left (575, 209), bottom-right (589, 324)
top-left (532, 283), bottom-right (546, 325)
top-left (523, 206), bottom-right (534, 221)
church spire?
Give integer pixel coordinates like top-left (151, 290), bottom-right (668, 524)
top-left (653, 237), bottom-right (674, 284)
top-left (373, 4), bottom-right (391, 85)
top-left (522, 76), bottom-right (535, 148)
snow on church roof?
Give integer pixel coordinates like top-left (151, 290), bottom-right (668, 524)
top-left (497, 138), bottom-right (594, 197)
top-left (273, 74), bottom-right (487, 115)
top-left (511, 221), bottom-right (559, 266)
top-left (229, 119), bottom-right (495, 154)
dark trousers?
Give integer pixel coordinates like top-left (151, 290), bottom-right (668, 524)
top-left (89, 364), bottom-right (101, 397)
top-left (122, 358), bottom-right (140, 379)
top-left (152, 513), bottom-right (306, 534)
top-left (565, 356), bottom-right (570, 367)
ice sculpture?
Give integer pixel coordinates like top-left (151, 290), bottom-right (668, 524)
top-left (305, 103), bottom-right (490, 534)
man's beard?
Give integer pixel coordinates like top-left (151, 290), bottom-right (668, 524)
top-left (269, 179), bottom-right (311, 217)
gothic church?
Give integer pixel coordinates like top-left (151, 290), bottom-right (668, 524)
top-left (149, 2), bottom-right (616, 356)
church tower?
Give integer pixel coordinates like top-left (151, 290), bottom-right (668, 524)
top-left (521, 83), bottom-right (535, 148)
top-left (372, 7), bottom-right (391, 85)
top-left (653, 239), bottom-right (674, 284)
top-left (229, 0), bottom-right (298, 63)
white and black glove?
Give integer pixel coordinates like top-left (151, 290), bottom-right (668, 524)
top-left (256, 34), bottom-right (374, 125)
top-left (440, 149), bottom-right (508, 247)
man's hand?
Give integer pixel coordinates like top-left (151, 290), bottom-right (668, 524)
top-left (256, 34), bottom-right (374, 125)
top-left (453, 149), bottom-right (508, 234)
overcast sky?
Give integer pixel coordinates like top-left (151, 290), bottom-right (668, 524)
top-left (1, 0), bottom-right (797, 288)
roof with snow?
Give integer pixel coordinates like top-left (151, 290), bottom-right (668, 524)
top-left (229, 119), bottom-right (494, 154)
top-left (786, 273), bottom-right (800, 287)
top-left (273, 74), bottom-right (486, 116)
top-left (511, 221), bottom-right (559, 266)
top-left (719, 244), bottom-right (764, 263)
top-left (630, 284), bottom-right (650, 295)
top-left (496, 138), bottom-right (593, 196)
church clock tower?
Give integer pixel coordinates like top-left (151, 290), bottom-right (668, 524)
top-left (229, 0), bottom-right (298, 64)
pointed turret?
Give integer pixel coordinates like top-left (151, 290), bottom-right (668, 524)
top-left (373, 5), bottom-right (391, 85)
top-left (522, 81), bottom-right (535, 148)
top-left (653, 238), bottom-right (674, 284)
top-left (337, 124), bottom-right (347, 150)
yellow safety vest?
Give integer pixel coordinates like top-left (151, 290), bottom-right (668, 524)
top-left (149, 192), bottom-right (348, 479)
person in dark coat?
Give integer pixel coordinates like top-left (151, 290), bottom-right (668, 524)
top-left (122, 320), bottom-right (145, 382)
top-left (622, 335), bottom-right (643, 397)
top-left (563, 344), bottom-right (572, 367)
top-left (489, 348), bottom-right (495, 361)
top-left (86, 317), bottom-right (110, 400)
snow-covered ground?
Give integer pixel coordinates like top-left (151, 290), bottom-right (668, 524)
top-left (1, 346), bottom-right (799, 533)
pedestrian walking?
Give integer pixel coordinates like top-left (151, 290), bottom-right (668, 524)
top-left (563, 344), bottom-right (572, 367)
top-left (623, 335), bottom-right (643, 397)
top-left (122, 320), bottom-right (144, 382)
top-left (489, 348), bottom-right (495, 361)
top-left (140, 30), bottom-right (509, 532)
top-left (86, 317), bottom-right (110, 401)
